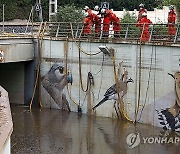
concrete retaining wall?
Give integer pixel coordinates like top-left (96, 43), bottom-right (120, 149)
top-left (0, 38), bottom-right (35, 105)
top-left (0, 38), bottom-right (34, 63)
top-left (40, 38), bottom-right (180, 128)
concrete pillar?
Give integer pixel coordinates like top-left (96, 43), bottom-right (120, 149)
top-left (49, 0), bottom-right (57, 21)
top-left (24, 61), bottom-right (35, 105)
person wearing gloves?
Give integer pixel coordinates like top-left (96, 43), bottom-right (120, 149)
top-left (136, 12), bottom-right (152, 42)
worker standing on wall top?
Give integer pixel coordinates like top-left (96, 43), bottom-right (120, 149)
top-left (101, 8), bottom-right (111, 38)
top-left (94, 5), bottom-right (102, 37)
top-left (83, 6), bottom-right (93, 35)
top-left (168, 5), bottom-right (176, 36)
top-left (83, 6), bottom-right (101, 36)
top-left (101, 8), bottom-right (121, 38)
top-left (138, 3), bottom-right (147, 22)
top-left (106, 9), bottom-right (121, 38)
top-left (136, 12), bottom-right (152, 42)
top-left (83, 11), bottom-right (93, 35)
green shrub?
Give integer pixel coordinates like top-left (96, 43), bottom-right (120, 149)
top-left (120, 12), bottom-right (140, 38)
top-left (53, 4), bottom-right (84, 22)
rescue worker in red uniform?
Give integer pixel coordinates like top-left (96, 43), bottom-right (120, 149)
top-left (83, 6), bottom-right (101, 36)
top-left (101, 8), bottom-right (120, 38)
top-left (83, 11), bottom-right (93, 35)
top-left (101, 8), bottom-right (111, 37)
top-left (94, 5), bottom-right (102, 36)
top-left (138, 3), bottom-right (147, 22)
top-left (106, 9), bottom-right (121, 37)
top-left (168, 5), bottom-right (176, 36)
top-left (136, 12), bottom-right (152, 42)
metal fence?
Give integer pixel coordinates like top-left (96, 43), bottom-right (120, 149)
top-left (0, 22), bottom-right (179, 43)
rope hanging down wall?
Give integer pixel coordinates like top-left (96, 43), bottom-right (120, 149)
top-left (71, 24), bottom-right (135, 121)
top-left (64, 38), bottom-right (79, 106)
top-left (30, 22), bottom-right (46, 111)
top-left (111, 48), bottom-right (134, 122)
top-left (137, 44), bottom-right (154, 122)
top-left (134, 27), bottom-right (144, 122)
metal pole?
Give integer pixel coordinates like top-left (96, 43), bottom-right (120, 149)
top-left (174, 24), bottom-right (179, 43)
top-left (3, 4), bottom-right (4, 32)
top-left (39, 0), bottom-right (43, 22)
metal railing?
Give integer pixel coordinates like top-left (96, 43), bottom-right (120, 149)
top-left (0, 22), bottom-right (179, 43)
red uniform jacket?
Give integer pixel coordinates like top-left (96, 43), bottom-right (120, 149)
top-left (87, 9), bottom-right (101, 34)
top-left (136, 16), bottom-right (152, 42)
top-left (83, 16), bottom-right (93, 35)
top-left (168, 10), bottom-right (176, 35)
top-left (106, 10), bottom-right (120, 34)
top-left (103, 10), bottom-right (120, 36)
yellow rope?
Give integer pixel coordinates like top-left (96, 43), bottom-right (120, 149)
top-left (69, 23), bottom-right (102, 56)
top-left (70, 25), bottom-right (94, 92)
top-left (75, 41), bottom-right (102, 56)
top-left (134, 24), bottom-right (144, 122)
top-left (29, 22), bottom-right (46, 111)
top-left (64, 39), bottom-right (79, 106)
top-left (78, 42), bottom-right (89, 92)
top-left (66, 85), bottom-right (79, 106)
top-left (29, 62), bottom-right (40, 111)
top-left (111, 49), bottom-right (134, 122)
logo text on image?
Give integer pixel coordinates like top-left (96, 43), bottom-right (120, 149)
top-left (126, 132), bottom-right (180, 148)
top-left (126, 132), bottom-right (140, 148)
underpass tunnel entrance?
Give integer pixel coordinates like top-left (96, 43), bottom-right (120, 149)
top-left (0, 61), bottom-right (36, 106)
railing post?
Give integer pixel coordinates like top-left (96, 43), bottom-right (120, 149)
top-left (56, 23), bottom-right (60, 37)
top-left (70, 22), bottom-right (74, 39)
top-left (174, 24), bottom-right (179, 43)
top-left (125, 24), bottom-right (129, 39)
top-left (25, 6), bottom-right (34, 35)
top-left (149, 24), bottom-right (154, 42)
top-left (100, 19), bottom-right (104, 40)
top-left (75, 23), bottom-right (80, 38)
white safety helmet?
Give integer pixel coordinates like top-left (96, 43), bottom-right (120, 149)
top-left (139, 3), bottom-right (144, 8)
top-left (142, 12), bottom-right (147, 16)
top-left (83, 6), bottom-right (89, 11)
top-left (94, 5), bottom-right (99, 11)
top-left (101, 8), bottom-right (106, 14)
top-left (169, 5), bottom-right (174, 10)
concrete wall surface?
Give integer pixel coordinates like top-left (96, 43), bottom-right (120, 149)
top-left (0, 38), bottom-right (34, 63)
top-left (0, 38), bottom-right (35, 105)
top-left (40, 39), bottom-right (180, 129)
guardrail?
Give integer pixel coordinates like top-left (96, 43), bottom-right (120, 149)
top-left (0, 22), bottom-right (179, 43)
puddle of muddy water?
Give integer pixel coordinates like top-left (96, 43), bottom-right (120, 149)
top-left (11, 104), bottom-right (180, 154)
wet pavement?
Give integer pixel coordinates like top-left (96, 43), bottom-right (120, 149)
top-left (11, 105), bottom-right (180, 154)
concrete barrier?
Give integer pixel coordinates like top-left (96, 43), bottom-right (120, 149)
top-left (0, 38), bottom-right (34, 63)
top-left (40, 38), bottom-right (180, 130)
